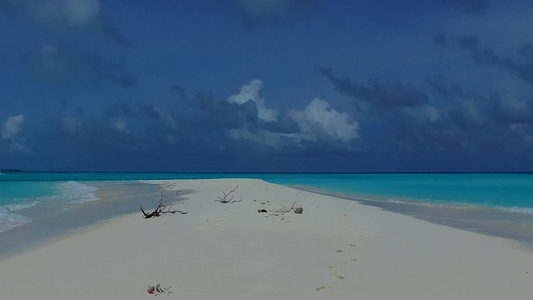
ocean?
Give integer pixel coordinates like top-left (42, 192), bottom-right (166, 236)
top-left (1, 172), bottom-right (533, 245)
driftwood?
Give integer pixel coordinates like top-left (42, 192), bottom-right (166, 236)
top-left (141, 184), bottom-right (188, 218)
top-left (271, 201), bottom-right (303, 215)
top-left (215, 186), bottom-right (242, 204)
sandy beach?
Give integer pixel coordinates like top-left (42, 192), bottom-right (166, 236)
top-left (0, 179), bottom-right (532, 299)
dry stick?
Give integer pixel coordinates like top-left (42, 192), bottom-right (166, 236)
top-left (141, 184), bottom-right (188, 218)
top-left (215, 186), bottom-right (242, 204)
top-left (271, 201), bottom-right (298, 216)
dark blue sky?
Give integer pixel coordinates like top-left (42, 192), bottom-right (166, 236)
top-left (1, 0), bottom-right (533, 172)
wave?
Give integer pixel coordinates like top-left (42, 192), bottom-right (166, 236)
top-left (54, 181), bottom-right (100, 204)
top-left (4, 201), bottom-right (39, 212)
top-left (495, 206), bottom-right (533, 214)
top-left (0, 181), bottom-right (100, 233)
top-left (382, 196), bottom-right (533, 215)
top-left (0, 206), bottom-right (32, 233)
top-left (382, 198), bottom-right (473, 209)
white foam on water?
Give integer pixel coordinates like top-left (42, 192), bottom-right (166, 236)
top-left (496, 206), bottom-right (533, 214)
top-left (0, 206), bottom-right (32, 233)
top-left (55, 181), bottom-right (100, 204)
top-left (0, 181), bottom-right (100, 233)
top-left (4, 201), bottom-right (39, 212)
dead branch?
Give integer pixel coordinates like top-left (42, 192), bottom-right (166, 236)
top-left (277, 201), bottom-right (297, 214)
top-left (270, 201), bottom-right (303, 215)
top-left (215, 186), bottom-right (242, 204)
top-left (141, 184), bottom-right (188, 218)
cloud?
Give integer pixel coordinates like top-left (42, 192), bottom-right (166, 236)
top-left (26, 44), bottom-right (138, 86)
top-left (0, 0), bottom-right (129, 46)
top-left (104, 101), bottom-right (137, 118)
top-left (2, 114), bottom-right (29, 154)
top-left (496, 94), bottom-right (529, 124)
top-left (509, 124), bottom-right (533, 147)
top-left (289, 98), bottom-right (359, 143)
top-left (229, 126), bottom-right (286, 149)
top-left (227, 79), bottom-right (278, 122)
top-left (435, 34), bottom-right (533, 86)
top-left (226, 97), bottom-right (359, 150)
top-left (449, 98), bottom-right (485, 128)
top-left (143, 105), bottom-right (177, 130)
top-left (401, 105), bottom-right (442, 124)
top-left (438, 0), bottom-right (487, 15)
top-left (2, 114), bottom-right (25, 139)
top-left (1, 114), bottom-right (24, 141)
top-left (227, 0), bottom-right (318, 28)
top-left (110, 119), bottom-right (127, 133)
top-left (319, 68), bottom-right (428, 108)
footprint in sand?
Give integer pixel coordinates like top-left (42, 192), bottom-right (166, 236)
top-left (316, 285), bottom-right (331, 292)
top-left (332, 274), bottom-right (344, 280)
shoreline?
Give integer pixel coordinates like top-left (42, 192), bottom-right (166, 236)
top-left (0, 179), bottom-right (532, 299)
top-left (293, 185), bottom-right (533, 248)
top-left (0, 181), bottom-right (161, 260)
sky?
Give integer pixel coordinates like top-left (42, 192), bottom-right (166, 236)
top-left (1, 0), bottom-right (533, 172)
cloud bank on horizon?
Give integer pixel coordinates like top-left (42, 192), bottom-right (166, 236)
top-left (1, 0), bottom-right (532, 172)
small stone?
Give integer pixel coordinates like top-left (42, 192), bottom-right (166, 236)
top-left (294, 207), bottom-right (303, 214)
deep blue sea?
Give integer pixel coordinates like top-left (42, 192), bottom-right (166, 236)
top-left (1, 172), bottom-right (533, 241)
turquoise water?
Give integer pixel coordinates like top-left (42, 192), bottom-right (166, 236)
top-left (1, 172), bottom-right (533, 235)
top-left (276, 173), bottom-right (533, 211)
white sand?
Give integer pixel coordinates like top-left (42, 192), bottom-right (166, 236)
top-left (0, 179), bottom-right (532, 299)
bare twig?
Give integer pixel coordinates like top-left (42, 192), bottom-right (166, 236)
top-left (276, 201), bottom-right (297, 214)
top-left (269, 201), bottom-right (303, 217)
top-left (215, 186), bottom-right (242, 204)
top-left (141, 184), bottom-right (188, 218)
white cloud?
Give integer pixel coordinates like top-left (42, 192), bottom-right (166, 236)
top-left (2, 114), bottom-right (25, 139)
top-left (9, 141), bottom-right (30, 154)
top-left (227, 81), bottom-right (358, 149)
top-left (62, 116), bottom-right (83, 133)
top-left (229, 126), bottom-right (284, 149)
top-left (454, 98), bottom-right (484, 126)
top-left (498, 94), bottom-right (528, 122)
top-left (231, 0), bottom-right (317, 26)
top-left (25, 0), bottom-right (101, 28)
top-left (289, 98), bottom-right (359, 143)
top-left (402, 105), bottom-right (441, 123)
top-left (227, 79), bottom-right (278, 122)
top-left (2, 114), bottom-right (29, 154)
top-left (233, 0), bottom-right (290, 19)
top-left (64, 0), bottom-right (101, 27)
top-left (509, 124), bottom-right (533, 147)
top-left (111, 119), bottom-right (127, 132)
top-left (2, 0), bottom-right (128, 46)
